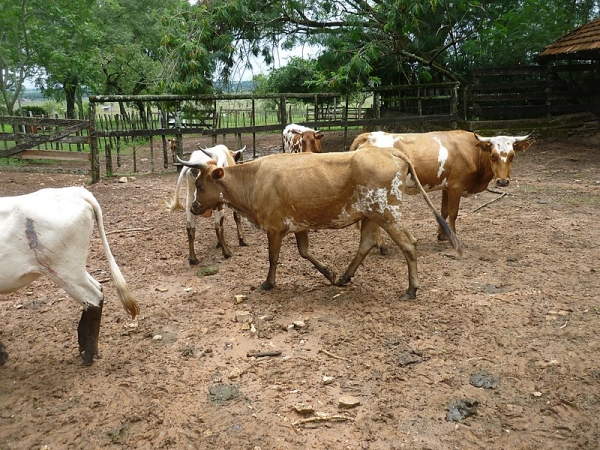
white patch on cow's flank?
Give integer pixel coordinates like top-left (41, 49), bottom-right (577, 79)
top-left (354, 186), bottom-right (403, 224)
top-left (390, 172), bottom-right (404, 199)
top-left (434, 137), bottom-right (449, 179)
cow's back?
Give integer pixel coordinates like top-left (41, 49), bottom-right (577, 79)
top-left (239, 149), bottom-right (408, 229)
top-left (357, 130), bottom-right (481, 192)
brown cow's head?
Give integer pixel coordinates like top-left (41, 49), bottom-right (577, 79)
top-left (292, 129), bottom-right (324, 153)
top-left (177, 156), bottom-right (224, 216)
top-left (474, 133), bottom-right (533, 187)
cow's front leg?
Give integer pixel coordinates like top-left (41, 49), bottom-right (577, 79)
top-left (438, 190), bottom-right (460, 241)
top-left (186, 226), bottom-right (199, 264)
top-left (295, 231), bottom-right (336, 283)
top-left (0, 342), bottom-right (8, 366)
top-left (78, 301), bottom-right (104, 365)
top-left (214, 206), bottom-right (232, 258)
top-left (439, 189), bottom-right (460, 241)
top-left (261, 231), bottom-right (284, 290)
top-left (337, 218), bottom-right (378, 285)
top-left (233, 211), bottom-right (248, 247)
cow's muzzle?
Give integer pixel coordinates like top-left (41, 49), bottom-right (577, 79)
top-left (190, 201), bottom-right (211, 217)
top-left (496, 179), bottom-right (510, 187)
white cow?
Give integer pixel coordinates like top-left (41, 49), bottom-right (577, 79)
top-left (166, 144), bottom-right (247, 264)
top-left (0, 186), bottom-right (140, 366)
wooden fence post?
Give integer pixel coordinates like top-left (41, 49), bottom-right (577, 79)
top-left (89, 102), bottom-right (100, 183)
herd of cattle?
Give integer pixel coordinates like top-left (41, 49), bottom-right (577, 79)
top-left (0, 123), bottom-right (533, 366)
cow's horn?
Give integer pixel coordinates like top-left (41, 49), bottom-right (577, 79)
top-left (177, 155), bottom-right (204, 169)
top-left (514, 131), bottom-right (534, 141)
top-left (473, 132), bottom-right (492, 142)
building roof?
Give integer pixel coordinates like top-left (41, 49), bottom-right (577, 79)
top-left (539, 18), bottom-right (600, 59)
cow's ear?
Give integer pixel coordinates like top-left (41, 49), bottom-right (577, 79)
top-left (514, 140), bottom-right (532, 152)
top-left (211, 167), bottom-right (225, 179)
top-left (476, 141), bottom-right (493, 153)
top-left (315, 133), bottom-right (324, 140)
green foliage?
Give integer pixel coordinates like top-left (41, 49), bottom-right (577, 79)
top-left (1, 0), bottom-right (598, 114)
top-left (15, 105), bottom-right (47, 117)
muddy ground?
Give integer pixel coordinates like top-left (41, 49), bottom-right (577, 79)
top-left (1, 129), bottom-right (599, 450)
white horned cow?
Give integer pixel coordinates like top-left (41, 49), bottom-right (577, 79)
top-left (178, 145), bottom-right (462, 300)
top-left (282, 123), bottom-right (324, 153)
top-left (167, 144), bottom-right (247, 264)
top-left (349, 130), bottom-right (533, 245)
top-left (0, 186), bottom-right (140, 366)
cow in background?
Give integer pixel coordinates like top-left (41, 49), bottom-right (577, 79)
top-left (350, 130), bottom-right (533, 247)
top-left (167, 144), bottom-right (247, 264)
top-left (0, 187), bottom-right (140, 366)
top-left (178, 145), bottom-right (462, 300)
top-left (282, 124), bottom-right (324, 153)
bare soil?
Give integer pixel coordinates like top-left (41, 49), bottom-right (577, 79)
top-left (1, 130), bottom-right (600, 450)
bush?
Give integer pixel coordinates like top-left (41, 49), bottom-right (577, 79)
top-left (15, 105), bottom-right (48, 117)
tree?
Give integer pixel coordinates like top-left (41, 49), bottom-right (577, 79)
top-left (194, 0), bottom-right (600, 92)
top-left (31, 0), bottom-right (104, 118)
top-left (0, 0), bottom-right (39, 115)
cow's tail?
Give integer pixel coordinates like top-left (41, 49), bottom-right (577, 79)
top-left (84, 190), bottom-right (140, 319)
top-left (165, 167), bottom-right (188, 212)
top-left (392, 149), bottom-right (463, 256)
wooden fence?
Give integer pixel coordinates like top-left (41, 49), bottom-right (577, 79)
top-left (87, 84), bottom-right (459, 181)
top-left (467, 63), bottom-right (600, 120)
top-left (1, 82), bottom-right (502, 182)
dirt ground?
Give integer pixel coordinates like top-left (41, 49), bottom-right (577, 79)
top-left (1, 129), bottom-right (599, 450)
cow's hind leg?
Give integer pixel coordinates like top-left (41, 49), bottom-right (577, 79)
top-left (295, 231), bottom-right (336, 283)
top-left (78, 301), bottom-right (103, 365)
top-left (380, 224), bottom-right (419, 300)
top-left (0, 341), bottom-right (8, 366)
top-left (337, 219), bottom-right (379, 285)
top-left (47, 269), bottom-right (105, 365)
top-left (375, 226), bottom-right (389, 255)
top-left (261, 231), bottom-right (285, 290)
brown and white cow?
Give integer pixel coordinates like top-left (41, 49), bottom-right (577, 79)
top-left (282, 124), bottom-right (324, 153)
top-left (0, 187), bottom-right (140, 366)
top-left (166, 144), bottom-right (247, 264)
top-left (178, 146), bottom-right (462, 300)
top-left (349, 130), bottom-right (533, 243)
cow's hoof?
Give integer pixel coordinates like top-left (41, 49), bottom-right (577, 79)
top-left (335, 275), bottom-right (352, 286)
top-left (239, 239), bottom-right (248, 247)
top-left (437, 233), bottom-right (449, 241)
top-left (81, 351), bottom-right (95, 366)
top-left (259, 281), bottom-right (274, 291)
top-left (189, 258), bottom-right (200, 265)
top-left (400, 290), bottom-right (417, 301)
top-left (222, 252), bottom-right (232, 259)
top-left (0, 344), bottom-right (8, 366)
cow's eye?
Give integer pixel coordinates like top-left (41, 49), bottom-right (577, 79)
top-left (490, 154), bottom-right (498, 162)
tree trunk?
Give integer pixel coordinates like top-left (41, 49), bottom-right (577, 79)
top-left (64, 74), bottom-right (78, 119)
